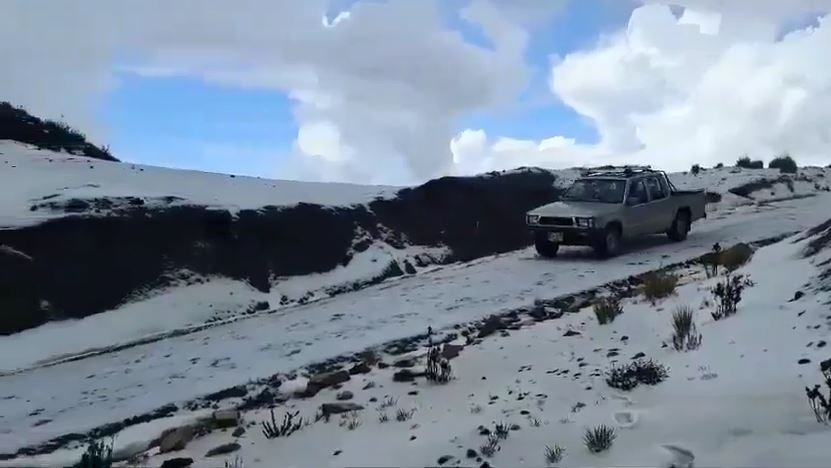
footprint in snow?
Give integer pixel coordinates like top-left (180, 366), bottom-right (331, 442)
top-left (613, 410), bottom-right (639, 429)
top-left (660, 444), bottom-right (695, 468)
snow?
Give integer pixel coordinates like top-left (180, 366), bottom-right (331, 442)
top-left (0, 141), bottom-right (399, 229)
top-left (120, 221), bottom-right (828, 468)
top-left (2, 194), bottom-right (831, 458)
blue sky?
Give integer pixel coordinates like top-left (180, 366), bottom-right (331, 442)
top-left (100, 0), bottom-right (637, 177)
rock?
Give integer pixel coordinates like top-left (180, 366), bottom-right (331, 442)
top-left (333, 450), bottom-right (342, 456)
top-left (231, 427), bottom-right (245, 437)
top-left (606, 350), bottom-right (619, 357)
top-left (393, 358), bottom-right (416, 368)
top-left (159, 425), bottom-right (195, 453)
top-left (309, 370), bottom-right (350, 388)
top-left (369, 397), bottom-right (378, 402)
top-left (478, 316), bottom-right (506, 338)
top-left (410, 434), bottom-right (417, 441)
top-left (520, 410), bottom-right (529, 415)
top-left (822, 358), bottom-right (831, 373)
top-left (212, 409), bottom-right (240, 428)
top-left (441, 344), bottom-right (464, 360)
top-left (563, 329), bottom-right (581, 337)
top-left (631, 352), bottom-right (646, 359)
top-left (393, 369), bottom-right (418, 382)
top-left (320, 402), bottom-right (364, 417)
top-left (510, 424), bottom-right (521, 431)
top-left (437, 455), bottom-right (455, 465)
top-left (480, 462), bottom-right (491, 468)
top-left (205, 442), bottom-right (241, 457)
top-left (160, 457), bottom-right (194, 468)
top-left (818, 341), bottom-right (827, 348)
top-left (336, 391), bottom-right (354, 401)
top-left (798, 358), bottom-right (811, 365)
top-left (466, 449), bottom-right (478, 459)
top-left (620, 335), bottom-right (629, 341)
top-left (478, 427), bottom-right (491, 436)
top-left (408, 390), bottom-right (419, 396)
top-left (349, 362), bottom-right (371, 375)
top-left (792, 291), bottom-right (805, 301)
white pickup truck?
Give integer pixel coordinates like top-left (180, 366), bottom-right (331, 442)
top-left (526, 166), bottom-right (707, 258)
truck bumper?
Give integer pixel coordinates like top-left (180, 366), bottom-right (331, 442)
top-left (528, 225), bottom-right (604, 246)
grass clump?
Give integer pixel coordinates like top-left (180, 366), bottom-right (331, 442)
top-left (584, 425), bottom-right (616, 453)
top-left (262, 409), bottom-right (303, 439)
top-left (607, 359), bottom-right (669, 391)
top-left (806, 359), bottom-right (831, 424)
top-left (544, 444), bottom-right (566, 465)
top-left (71, 439), bottom-right (113, 468)
top-left (641, 271), bottom-right (678, 302)
top-left (593, 297), bottom-right (623, 325)
top-left (671, 305), bottom-right (702, 351)
top-left (480, 434), bottom-right (501, 458)
top-left (396, 408), bottom-right (416, 422)
top-left (736, 156), bottom-right (763, 169)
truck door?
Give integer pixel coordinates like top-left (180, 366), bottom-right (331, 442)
top-left (644, 175), bottom-right (671, 233)
top-left (622, 178), bottom-right (651, 237)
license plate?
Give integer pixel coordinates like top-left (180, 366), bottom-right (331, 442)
top-left (548, 232), bottom-right (564, 243)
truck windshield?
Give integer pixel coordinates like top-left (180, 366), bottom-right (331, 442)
top-left (562, 179), bottom-right (625, 203)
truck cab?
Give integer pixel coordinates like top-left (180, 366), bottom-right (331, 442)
top-left (526, 166), bottom-right (706, 258)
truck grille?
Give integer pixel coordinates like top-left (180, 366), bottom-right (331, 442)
top-left (539, 216), bottom-right (574, 227)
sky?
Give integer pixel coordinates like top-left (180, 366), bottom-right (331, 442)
top-left (2, 0), bottom-right (831, 185)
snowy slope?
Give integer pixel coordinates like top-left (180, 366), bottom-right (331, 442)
top-left (0, 141), bottom-right (398, 229)
top-left (6, 207), bottom-right (831, 468)
top-left (1, 194), bottom-right (830, 463)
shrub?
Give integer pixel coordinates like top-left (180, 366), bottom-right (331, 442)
top-left (607, 359), bottom-right (669, 391)
top-left (718, 244), bottom-right (753, 272)
top-left (641, 272), bottom-right (678, 302)
top-left (690, 164), bottom-right (701, 175)
top-left (593, 297), bottom-right (623, 325)
top-left (396, 408), bottom-right (416, 421)
top-left (262, 409), bottom-right (303, 439)
top-left (584, 425), bottom-right (616, 453)
top-left (736, 156), bottom-right (763, 169)
top-left (494, 421), bottom-right (510, 440)
top-left (72, 439), bottom-right (113, 468)
top-left (806, 359), bottom-right (831, 424)
top-left (769, 154), bottom-right (798, 174)
top-left (671, 306), bottom-right (702, 351)
top-left (378, 411), bottom-right (390, 423)
top-left (345, 411), bottom-right (362, 430)
top-left (715, 162), bottom-right (724, 169)
top-left (544, 444), bottom-right (566, 465)
top-left (711, 274), bottom-right (754, 320)
top-left (425, 344), bottom-right (452, 383)
top-left (379, 396), bottom-right (398, 409)
top-left (480, 434), bottom-right (501, 458)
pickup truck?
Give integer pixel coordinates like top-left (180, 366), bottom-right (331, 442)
top-left (526, 166), bottom-right (706, 258)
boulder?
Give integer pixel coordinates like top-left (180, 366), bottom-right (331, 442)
top-left (336, 390), bottom-right (354, 401)
top-left (205, 442), bottom-right (241, 457)
top-left (393, 358), bottom-right (416, 368)
top-left (159, 425), bottom-right (195, 453)
top-left (231, 426), bottom-right (246, 437)
top-left (160, 458), bottom-right (194, 468)
top-left (393, 369), bottom-right (422, 382)
top-left (441, 344), bottom-right (463, 360)
top-left (477, 316), bottom-right (506, 338)
top-left (348, 362), bottom-right (371, 375)
top-left (212, 409), bottom-right (240, 428)
top-left (308, 370), bottom-right (350, 388)
top-left (320, 402), bottom-right (364, 418)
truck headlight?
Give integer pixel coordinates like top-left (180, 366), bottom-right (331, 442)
top-left (527, 214), bottom-right (540, 225)
top-left (575, 217), bottom-right (595, 228)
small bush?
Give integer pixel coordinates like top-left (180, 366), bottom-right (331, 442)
top-left (224, 455), bottom-right (244, 468)
top-left (769, 154), bottom-right (798, 174)
top-left (396, 408), bottom-right (416, 421)
top-left (378, 411), bottom-right (390, 423)
top-left (593, 297), bottom-right (623, 325)
top-left (806, 359), bottom-right (831, 424)
top-left (671, 306), bottom-right (702, 351)
top-left (72, 439), bottom-right (113, 468)
top-left (584, 425), bottom-right (616, 453)
top-left (718, 244), bottom-right (753, 272)
top-left (715, 162), bottom-right (724, 169)
top-left (379, 396), bottom-right (398, 409)
top-left (425, 345), bottom-right (452, 383)
top-left (470, 404), bottom-right (483, 414)
top-left (544, 444), bottom-right (566, 465)
top-left (262, 409), bottom-right (303, 439)
top-left (711, 274), bottom-right (754, 320)
top-left (690, 164), bottom-right (701, 175)
top-left (480, 434), bottom-right (501, 458)
top-left (641, 272), bottom-right (678, 302)
top-left (736, 156), bottom-right (764, 169)
top-left (607, 359), bottom-right (669, 391)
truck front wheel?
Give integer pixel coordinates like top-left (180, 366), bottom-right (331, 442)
top-left (594, 225), bottom-right (622, 259)
top-left (535, 238), bottom-right (560, 258)
top-left (667, 210), bottom-right (690, 242)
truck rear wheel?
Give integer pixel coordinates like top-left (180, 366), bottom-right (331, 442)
top-left (535, 238), bottom-right (559, 258)
top-left (667, 210), bottom-right (690, 242)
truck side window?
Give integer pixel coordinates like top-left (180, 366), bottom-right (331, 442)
top-left (628, 179), bottom-right (648, 205)
top-left (646, 176), bottom-right (667, 200)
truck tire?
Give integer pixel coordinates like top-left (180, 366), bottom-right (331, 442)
top-left (667, 210), bottom-right (690, 242)
top-left (594, 224), bottom-right (621, 259)
top-left (535, 238), bottom-right (559, 258)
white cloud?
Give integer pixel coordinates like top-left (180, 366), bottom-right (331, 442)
top-left (455, 1), bottom-right (831, 174)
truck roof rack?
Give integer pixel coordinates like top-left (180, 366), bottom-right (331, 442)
top-left (579, 165), bottom-right (657, 178)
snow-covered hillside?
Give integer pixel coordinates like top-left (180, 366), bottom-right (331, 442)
top-left (4, 210), bottom-right (831, 468)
